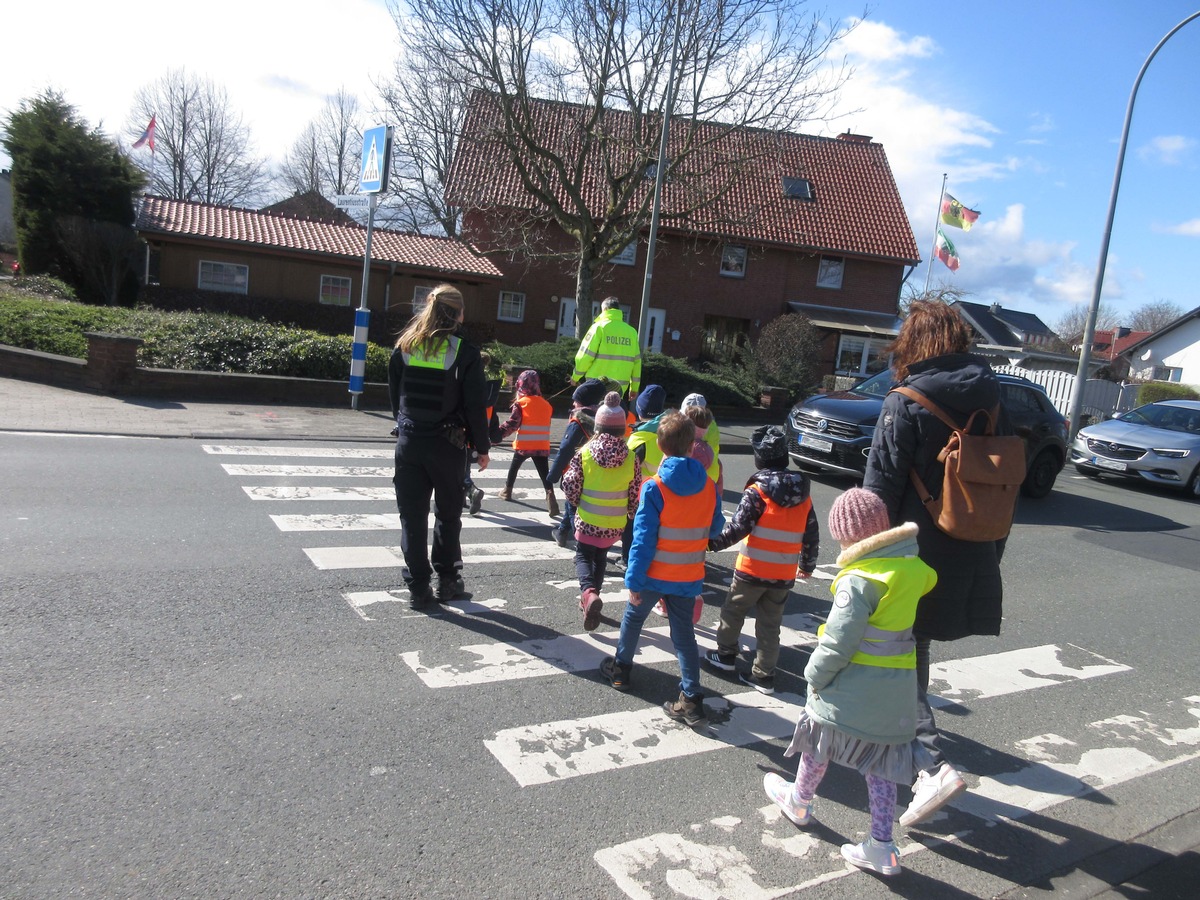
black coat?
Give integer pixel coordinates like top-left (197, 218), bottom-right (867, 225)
top-left (862, 353), bottom-right (1011, 641)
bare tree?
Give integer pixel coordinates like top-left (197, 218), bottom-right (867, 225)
top-left (277, 90), bottom-right (363, 202)
top-left (1128, 300), bottom-right (1183, 333)
top-left (1055, 302), bottom-right (1120, 346)
top-left (386, 0), bottom-right (853, 328)
top-left (128, 69), bottom-right (268, 206)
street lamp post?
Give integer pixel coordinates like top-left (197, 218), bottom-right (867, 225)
top-left (1067, 11), bottom-right (1200, 437)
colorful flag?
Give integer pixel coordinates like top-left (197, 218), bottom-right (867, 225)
top-left (940, 193), bottom-right (980, 231)
top-left (935, 228), bottom-right (960, 272)
top-left (132, 116), bottom-right (156, 151)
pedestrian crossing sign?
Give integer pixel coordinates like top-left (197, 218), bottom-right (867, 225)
top-left (359, 125), bottom-right (392, 193)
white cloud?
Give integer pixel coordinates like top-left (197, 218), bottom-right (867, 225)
top-left (1158, 218), bottom-right (1200, 236)
top-left (1137, 135), bottom-right (1196, 165)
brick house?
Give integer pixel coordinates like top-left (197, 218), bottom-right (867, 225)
top-left (448, 93), bottom-right (919, 380)
top-left (134, 196), bottom-right (502, 345)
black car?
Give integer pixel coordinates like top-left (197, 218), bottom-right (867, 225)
top-left (783, 370), bottom-right (1068, 498)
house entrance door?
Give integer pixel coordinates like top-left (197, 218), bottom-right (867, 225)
top-left (557, 298), bottom-right (577, 339)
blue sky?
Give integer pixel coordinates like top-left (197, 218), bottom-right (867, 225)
top-left (3, 1), bottom-right (1199, 330)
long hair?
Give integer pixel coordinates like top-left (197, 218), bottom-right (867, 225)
top-left (888, 300), bottom-right (973, 380)
top-left (395, 284), bottom-right (464, 355)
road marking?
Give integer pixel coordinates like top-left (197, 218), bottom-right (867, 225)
top-left (304, 540), bottom-right (578, 569)
top-left (271, 508), bottom-right (555, 531)
top-left (928, 643), bottom-right (1131, 707)
top-left (223, 463), bottom-right (394, 477)
top-left (593, 694), bottom-right (1197, 898)
top-left (342, 590), bottom-right (508, 621)
top-left (244, 485), bottom-right (396, 501)
top-left (486, 691), bottom-right (804, 787)
top-left (205, 444), bottom-right (394, 458)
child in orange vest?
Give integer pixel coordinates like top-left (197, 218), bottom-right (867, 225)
top-left (600, 410), bottom-right (725, 727)
top-left (561, 392), bottom-right (642, 631)
top-left (497, 369), bottom-right (560, 517)
top-left (705, 425), bottom-right (819, 695)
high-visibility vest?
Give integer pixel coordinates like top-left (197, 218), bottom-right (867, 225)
top-left (513, 394), bottom-right (552, 452)
top-left (628, 426), bottom-right (665, 476)
top-left (646, 476), bottom-right (716, 583)
top-left (702, 419), bottom-right (720, 457)
top-left (399, 336), bottom-right (460, 421)
top-left (821, 555), bottom-right (938, 669)
top-left (571, 310), bottom-right (642, 391)
top-left (577, 448), bottom-right (636, 529)
top-left (624, 410), bottom-right (636, 439)
top-left (735, 487), bottom-right (811, 581)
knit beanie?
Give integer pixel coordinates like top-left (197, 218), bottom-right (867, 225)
top-left (635, 384), bottom-right (666, 418)
top-left (572, 378), bottom-right (607, 408)
top-left (594, 392), bottom-right (627, 432)
top-left (681, 392), bottom-right (707, 411)
top-left (828, 488), bottom-right (891, 544)
top-left (516, 369), bottom-right (541, 396)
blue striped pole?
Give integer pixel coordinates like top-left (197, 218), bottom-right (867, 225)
top-left (348, 307), bottom-right (371, 396)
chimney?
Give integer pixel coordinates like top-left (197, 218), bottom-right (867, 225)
top-left (990, 302), bottom-right (1001, 315)
top-left (1117, 326), bottom-right (1130, 338)
top-left (836, 132), bottom-right (873, 144)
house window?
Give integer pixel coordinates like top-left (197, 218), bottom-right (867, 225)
top-left (836, 334), bottom-right (889, 377)
top-left (198, 260), bottom-right (248, 294)
top-left (1151, 365), bottom-right (1182, 383)
top-left (720, 244), bottom-right (747, 278)
top-left (497, 290), bottom-right (526, 323)
top-left (816, 255), bottom-right (844, 289)
top-left (611, 242), bottom-right (636, 266)
top-left (319, 274), bottom-right (353, 306)
top-left (413, 286), bottom-right (433, 314)
top-left (783, 176), bottom-right (814, 200)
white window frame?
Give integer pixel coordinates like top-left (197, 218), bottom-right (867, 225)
top-left (816, 255), bottom-right (845, 289)
top-left (611, 241), bottom-right (636, 266)
top-left (720, 244), bottom-right (747, 278)
top-left (198, 260), bottom-right (248, 294)
top-left (318, 274), bottom-right (353, 306)
top-left (1151, 365), bottom-right (1182, 383)
top-left (412, 286), bottom-right (433, 315)
top-left (497, 290), bottom-right (526, 323)
top-left (835, 334), bottom-right (890, 377)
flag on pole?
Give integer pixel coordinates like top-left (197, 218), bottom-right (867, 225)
top-left (940, 193), bottom-right (979, 230)
top-left (934, 228), bottom-right (960, 271)
top-left (132, 116), bottom-right (156, 151)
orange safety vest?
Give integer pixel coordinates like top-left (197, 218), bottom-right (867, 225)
top-left (735, 486), bottom-right (811, 581)
top-left (646, 476), bottom-right (717, 584)
top-left (513, 395), bottom-right (552, 452)
top-left (624, 410), bottom-right (636, 439)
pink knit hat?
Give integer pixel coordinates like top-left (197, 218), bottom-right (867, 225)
top-left (595, 392), bottom-right (627, 430)
top-left (828, 488), bottom-right (891, 544)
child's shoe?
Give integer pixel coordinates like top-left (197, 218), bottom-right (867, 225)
top-left (840, 837), bottom-right (900, 876)
top-left (762, 773), bottom-right (812, 826)
top-left (739, 671), bottom-right (776, 695)
top-left (497, 486), bottom-right (512, 501)
top-left (599, 656), bottom-right (631, 691)
top-left (704, 649), bottom-right (738, 671)
top-left (545, 487), bottom-right (561, 518)
top-left (662, 691), bottom-right (706, 727)
top-left (692, 595), bottom-right (704, 624)
top-left (581, 587), bottom-right (603, 631)
top-left (900, 762), bottom-right (966, 827)
top-left (653, 599), bottom-right (667, 617)
top-left (552, 526), bottom-right (574, 549)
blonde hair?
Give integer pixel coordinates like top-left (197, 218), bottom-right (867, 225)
top-left (396, 284), bottom-right (464, 355)
top-left (684, 405), bottom-right (713, 430)
top-left (656, 410), bottom-right (694, 457)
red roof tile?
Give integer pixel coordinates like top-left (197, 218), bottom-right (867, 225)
top-left (448, 92), bottom-right (919, 264)
top-left (136, 196), bottom-right (503, 280)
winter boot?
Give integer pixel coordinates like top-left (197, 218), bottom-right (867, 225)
top-left (545, 487), bottom-right (560, 518)
top-left (497, 486), bottom-right (512, 501)
top-left (663, 691), bottom-right (706, 727)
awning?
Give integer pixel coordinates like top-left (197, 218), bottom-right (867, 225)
top-left (787, 302), bottom-right (902, 336)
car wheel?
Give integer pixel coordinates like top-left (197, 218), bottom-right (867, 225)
top-left (1022, 450), bottom-right (1060, 499)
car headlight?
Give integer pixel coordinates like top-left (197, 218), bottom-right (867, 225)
top-left (1152, 448), bottom-right (1191, 459)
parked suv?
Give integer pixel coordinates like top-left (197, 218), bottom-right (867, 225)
top-left (783, 370), bottom-right (1068, 498)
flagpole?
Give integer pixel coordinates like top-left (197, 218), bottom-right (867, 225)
top-left (924, 173), bottom-right (947, 295)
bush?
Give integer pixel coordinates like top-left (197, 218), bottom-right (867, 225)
top-left (1137, 381), bottom-right (1200, 404)
top-left (0, 295), bottom-right (126, 356)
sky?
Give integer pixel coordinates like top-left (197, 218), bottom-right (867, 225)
top-left (3, 1), bottom-right (1199, 332)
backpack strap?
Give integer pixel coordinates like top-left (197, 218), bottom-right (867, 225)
top-left (891, 386), bottom-right (999, 436)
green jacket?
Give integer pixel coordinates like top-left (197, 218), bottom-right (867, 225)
top-left (572, 309), bottom-right (642, 392)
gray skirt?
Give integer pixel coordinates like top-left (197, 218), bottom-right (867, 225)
top-left (784, 709), bottom-right (934, 785)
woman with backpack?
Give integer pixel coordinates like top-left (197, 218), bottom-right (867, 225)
top-left (862, 300), bottom-right (1016, 830)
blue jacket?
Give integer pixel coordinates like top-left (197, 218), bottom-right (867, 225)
top-left (626, 455), bottom-right (725, 597)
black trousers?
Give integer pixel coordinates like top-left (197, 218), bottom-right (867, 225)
top-left (394, 432), bottom-right (464, 590)
top-left (505, 451), bottom-right (551, 491)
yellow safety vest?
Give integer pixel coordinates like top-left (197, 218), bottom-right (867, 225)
top-left (627, 426), bottom-right (665, 476)
top-left (571, 310), bottom-right (642, 392)
top-left (576, 448), bottom-right (636, 529)
top-left (823, 555), bottom-right (937, 669)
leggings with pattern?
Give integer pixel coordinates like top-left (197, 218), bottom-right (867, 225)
top-left (794, 752), bottom-right (896, 843)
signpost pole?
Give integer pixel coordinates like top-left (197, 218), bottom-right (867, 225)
top-left (348, 193), bottom-right (378, 410)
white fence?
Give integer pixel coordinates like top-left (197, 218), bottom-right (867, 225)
top-left (992, 365), bottom-right (1139, 420)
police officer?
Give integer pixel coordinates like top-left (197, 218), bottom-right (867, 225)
top-left (571, 296), bottom-right (642, 405)
top-left (389, 284), bottom-right (490, 611)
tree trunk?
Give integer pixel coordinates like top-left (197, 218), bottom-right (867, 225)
top-left (574, 262), bottom-right (596, 335)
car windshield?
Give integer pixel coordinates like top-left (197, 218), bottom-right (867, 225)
top-left (852, 369), bottom-right (897, 398)
top-left (1118, 404), bottom-right (1200, 434)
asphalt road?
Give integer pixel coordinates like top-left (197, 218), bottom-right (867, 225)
top-left (2, 431), bottom-right (1198, 899)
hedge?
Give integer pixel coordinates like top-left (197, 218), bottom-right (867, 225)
top-left (1137, 381), bottom-right (1200, 404)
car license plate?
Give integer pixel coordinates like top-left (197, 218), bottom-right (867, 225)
top-left (1093, 457), bottom-right (1127, 472)
top-left (801, 434), bottom-right (833, 454)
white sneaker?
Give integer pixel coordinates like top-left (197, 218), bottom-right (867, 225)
top-left (899, 762), bottom-right (966, 828)
top-left (841, 837), bottom-right (900, 876)
top-left (762, 773), bottom-right (812, 826)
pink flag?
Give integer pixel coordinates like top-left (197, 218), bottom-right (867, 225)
top-left (132, 116), bottom-right (156, 151)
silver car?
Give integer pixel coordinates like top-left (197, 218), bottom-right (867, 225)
top-left (1071, 399), bottom-right (1200, 496)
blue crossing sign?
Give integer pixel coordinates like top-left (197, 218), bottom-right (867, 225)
top-left (359, 125), bottom-right (392, 193)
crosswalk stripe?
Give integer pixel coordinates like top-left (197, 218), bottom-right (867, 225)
top-left (483, 642), bottom-right (1131, 787)
top-left (304, 540), bottom-right (577, 569)
top-left (223, 463), bottom-right (546, 479)
top-left (928, 643), bottom-right (1130, 706)
top-left (244, 486), bottom-right (396, 501)
top-left (205, 444), bottom-right (394, 458)
top-left (593, 694), bottom-right (1200, 897)
top-left (272, 508), bottom-right (554, 531)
